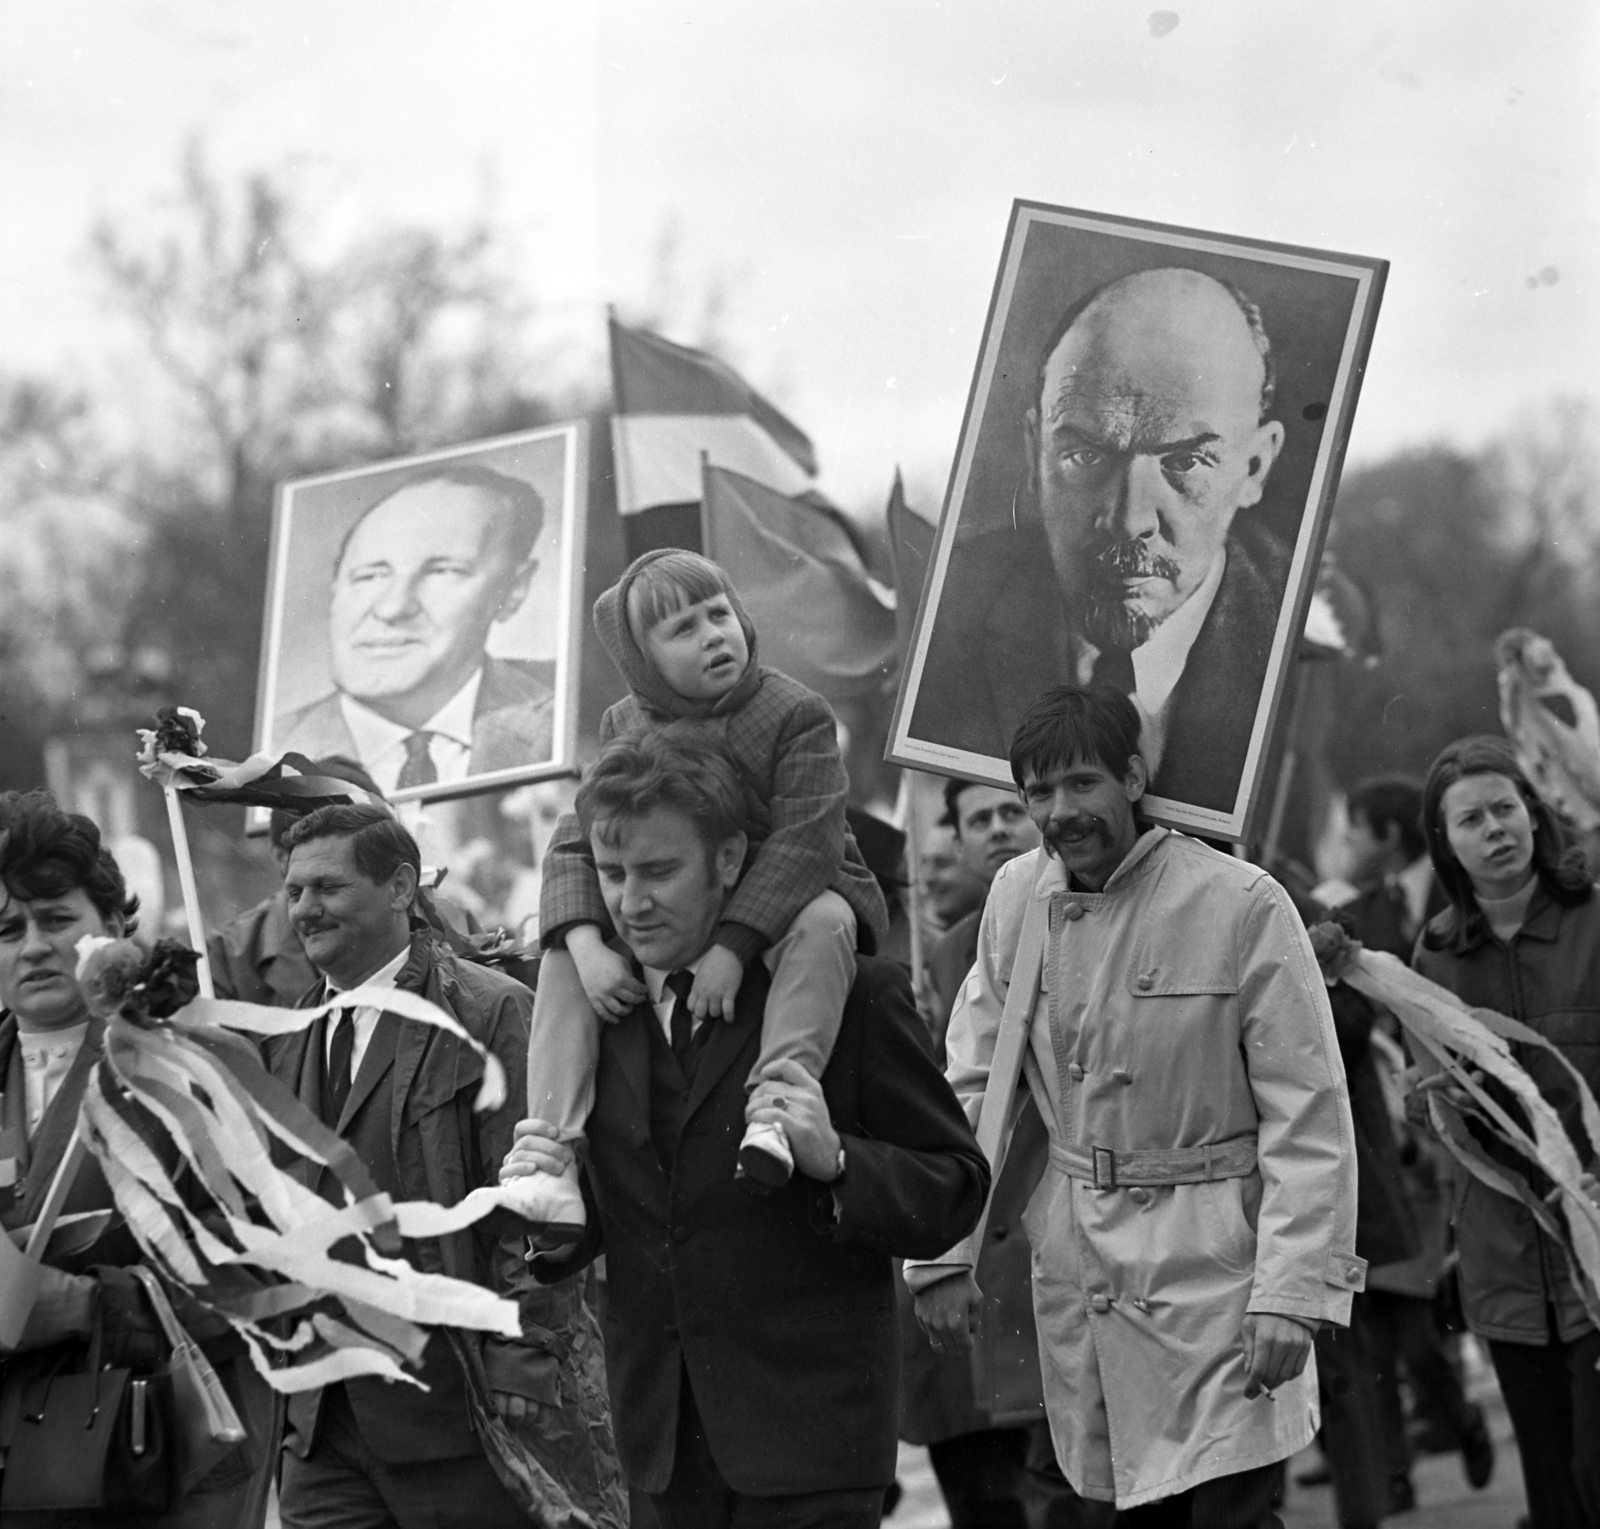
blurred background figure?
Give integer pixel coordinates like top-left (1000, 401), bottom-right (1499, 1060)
top-left (922, 779), bottom-right (1040, 1064)
top-left (1315, 775), bottom-right (1438, 958)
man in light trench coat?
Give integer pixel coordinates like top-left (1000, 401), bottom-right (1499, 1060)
top-left (908, 684), bottom-right (1365, 1528)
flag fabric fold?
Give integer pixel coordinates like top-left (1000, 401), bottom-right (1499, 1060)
top-left (700, 463), bottom-right (897, 704)
top-left (610, 316), bottom-right (818, 557)
top-left (886, 469), bottom-right (936, 660)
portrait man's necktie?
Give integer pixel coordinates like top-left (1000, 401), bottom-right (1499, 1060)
top-left (1091, 646), bottom-right (1137, 696)
top-left (325, 1011), bottom-right (355, 1121)
top-left (665, 970), bottom-right (697, 1068)
top-left (397, 731), bottom-right (437, 789)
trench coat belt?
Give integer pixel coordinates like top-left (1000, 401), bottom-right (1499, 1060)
top-left (1049, 1133), bottom-right (1259, 1190)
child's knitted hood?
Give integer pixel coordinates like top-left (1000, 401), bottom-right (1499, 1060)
top-left (592, 549), bottom-right (763, 721)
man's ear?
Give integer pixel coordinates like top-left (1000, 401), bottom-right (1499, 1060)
top-left (715, 833), bottom-right (749, 890)
top-left (389, 861), bottom-right (420, 913)
top-left (1236, 420), bottom-right (1286, 511)
top-left (1124, 754), bottom-right (1149, 803)
top-left (493, 558), bottom-right (538, 624)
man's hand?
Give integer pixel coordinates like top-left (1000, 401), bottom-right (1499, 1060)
top-left (566, 926), bottom-right (648, 1019)
top-left (1404, 1067), bottom-right (1476, 1128)
top-left (1241, 1312), bottom-right (1315, 1399)
top-left (690, 944), bottom-right (744, 1020)
top-left (500, 1118), bottom-right (573, 1182)
top-left (746, 1059), bottom-right (840, 1179)
top-left (913, 1272), bottom-right (983, 1356)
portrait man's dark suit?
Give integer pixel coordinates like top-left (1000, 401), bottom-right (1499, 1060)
top-left (911, 513), bottom-right (1288, 812)
top-left (543, 953), bottom-right (990, 1500)
top-left (275, 655), bottom-right (556, 777)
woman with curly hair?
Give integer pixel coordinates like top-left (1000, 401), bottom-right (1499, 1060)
top-left (0, 789), bottom-right (277, 1528)
top-left (1414, 737), bottom-right (1600, 1529)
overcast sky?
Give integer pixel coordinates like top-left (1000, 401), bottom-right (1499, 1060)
top-left (1, 0), bottom-right (1594, 517)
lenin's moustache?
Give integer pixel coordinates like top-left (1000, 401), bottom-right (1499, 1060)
top-left (1081, 538), bottom-right (1182, 650)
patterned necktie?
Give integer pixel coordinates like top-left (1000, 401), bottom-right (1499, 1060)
top-left (1091, 646), bottom-right (1136, 696)
top-left (325, 1011), bottom-right (355, 1122)
top-left (665, 970), bottom-right (697, 1068)
top-left (397, 732), bottom-right (437, 789)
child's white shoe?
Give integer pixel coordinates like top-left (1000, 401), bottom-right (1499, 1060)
top-left (737, 1120), bottom-right (794, 1189)
top-left (499, 1168), bottom-right (587, 1243)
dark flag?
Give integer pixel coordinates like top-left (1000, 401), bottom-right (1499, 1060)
top-left (885, 468), bottom-right (936, 660)
top-left (610, 314), bottom-right (817, 558)
top-left (700, 462), bottom-right (897, 704)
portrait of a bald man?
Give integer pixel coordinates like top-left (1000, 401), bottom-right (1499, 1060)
top-left (912, 267), bottom-right (1291, 812)
top-left (276, 464), bottom-right (556, 793)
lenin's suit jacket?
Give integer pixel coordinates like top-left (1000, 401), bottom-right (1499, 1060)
top-left (909, 516), bottom-right (1291, 813)
top-left (542, 955), bottom-right (990, 1497)
top-left (275, 656), bottom-right (556, 779)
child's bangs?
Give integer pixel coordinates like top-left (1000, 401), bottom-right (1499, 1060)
top-left (628, 554), bottom-right (733, 632)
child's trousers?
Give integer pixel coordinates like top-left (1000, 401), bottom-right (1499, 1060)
top-left (526, 891), bottom-right (859, 1141)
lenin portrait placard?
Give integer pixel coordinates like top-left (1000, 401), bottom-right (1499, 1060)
top-left (888, 202), bottom-right (1386, 840)
top-left (254, 422), bottom-right (588, 804)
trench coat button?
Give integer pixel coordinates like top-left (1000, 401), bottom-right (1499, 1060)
top-left (1128, 1187), bottom-right (1151, 1205)
top-left (1112, 1067), bottom-right (1132, 1085)
top-left (671, 1224), bottom-right (691, 1244)
top-left (1062, 901), bottom-right (1085, 921)
top-left (1135, 974), bottom-right (1154, 992)
top-left (1067, 1063), bottom-right (1085, 1082)
top-left (1089, 1295), bottom-right (1110, 1314)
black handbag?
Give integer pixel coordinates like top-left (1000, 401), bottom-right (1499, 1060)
top-left (0, 1303), bottom-right (175, 1513)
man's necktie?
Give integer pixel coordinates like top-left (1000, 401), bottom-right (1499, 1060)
top-left (1090, 646), bottom-right (1137, 695)
top-left (397, 732), bottom-right (438, 789)
top-left (665, 970), bottom-right (697, 1068)
top-left (325, 1011), bottom-right (355, 1122)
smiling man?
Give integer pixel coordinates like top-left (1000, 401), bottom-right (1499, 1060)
top-left (911, 268), bottom-right (1290, 813)
top-left (502, 731), bottom-right (988, 1529)
top-left (907, 686), bottom-right (1365, 1528)
top-left (276, 464), bottom-right (555, 793)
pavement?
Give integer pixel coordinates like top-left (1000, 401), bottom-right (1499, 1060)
top-left (888, 1338), bottom-right (1529, 1528)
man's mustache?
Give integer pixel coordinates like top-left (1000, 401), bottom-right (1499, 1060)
top-left (1044, 815), bottom-right (1109, 853)
top-left (1090, 539), bottom-right (1181, 582)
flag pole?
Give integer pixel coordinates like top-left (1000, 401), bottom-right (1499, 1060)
top-left (163, 785), bottom-right (216, 999)
top-left (903, 775), bottom-right (925, 982)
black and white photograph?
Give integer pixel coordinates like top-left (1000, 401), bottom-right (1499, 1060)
top-left (890, 204), bottom-right (1386, 839)
top-left (255, 425), bottom-right (587, 803)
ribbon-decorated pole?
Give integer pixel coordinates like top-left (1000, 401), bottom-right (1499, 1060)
top-left (161, 783), bottom-right (215, 999)
top-left (1310, 923), bottom-right (1600, 1329)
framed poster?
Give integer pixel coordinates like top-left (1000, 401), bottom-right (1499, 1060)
top-left (887, 202), bottom-right (1386, 840)
top-left (253, 421), bottom-right (588, 804)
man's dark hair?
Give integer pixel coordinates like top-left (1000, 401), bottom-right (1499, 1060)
top-left (1347, 775), bottom-right (1426, 863)
top-left (333, 463), bottom-right (546, 577)
top-left (940, 777), bottom-right (985, 829)
top-left (281, 803), bottom-right (421, 887)
top-left (1033, 268), bottom-right (1276, 423)
top-left (576, 728), bottom-right (748, 850)
top-left (1420, 735), bottom-right (1591, 951)
top-left (269, 756), bottom-right (386, 852)
top-left (1008, 685), bottom-right (1142, 791)
top-left (0, 789), bottom-right (139, 932)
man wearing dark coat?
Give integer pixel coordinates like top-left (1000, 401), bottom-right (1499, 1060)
top-left (502, 731), bottom-right (990, 1529)
top-left (274, 463), bottom-right (555, 793)
top-left (269, 803), bottom-right (625, 1529)
top-left (910, 267), bottom-right (1292, 814)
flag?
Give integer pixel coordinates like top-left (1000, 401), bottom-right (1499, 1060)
top-left (1300, 553), bottom-right (1381, 663)
top-left (610, 315), bottom-right (817, 557)
top-left (700, 463), bottom-right (898, 703)
top-left (885, 469), bottom-right (936, 658)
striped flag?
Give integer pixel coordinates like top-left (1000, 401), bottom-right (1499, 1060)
top-left (610, 315), bottom-right (818, 557)
top-left (700, 463), bottom-right (898, 703)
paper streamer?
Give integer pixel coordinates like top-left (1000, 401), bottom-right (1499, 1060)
top-left (76, 986), bottom-right (524, 1394)
top-left (1329, 940), bottom-right (1600, 1328)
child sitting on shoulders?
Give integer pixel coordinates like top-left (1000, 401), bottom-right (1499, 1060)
top-left (511, 549), bottom-right (888, 1233)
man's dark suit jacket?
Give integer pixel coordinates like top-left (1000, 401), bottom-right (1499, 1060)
top-left (274, 655), bottom-right (556, 778)
top-left (542, 955), bottom-right (989, 1497)
top-left (909, 516), bottom-right (1290, 813)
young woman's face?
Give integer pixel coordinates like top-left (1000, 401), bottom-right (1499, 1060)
top-left (0, 887), bottom-right (122, 1031)
top-left (1439, 772), bottom-right (1536, 900)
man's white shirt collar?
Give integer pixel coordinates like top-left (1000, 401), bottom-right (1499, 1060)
top-left (643, 952), bottom-right (710, 1043)
top-left (337, 668), bottom-right (483, 792)
top-left (1129, 549), bottom-right (1226, 717)
top-left (324, 943), bottom-right (410, 1082)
